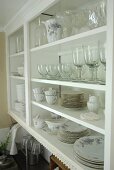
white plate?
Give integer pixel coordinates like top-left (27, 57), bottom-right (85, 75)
top-left (75, 155), bottom-right (104, 169)
top-left (73, 136), bottom-right (104, 162)
top-left (62, 121), bottom-right (88, 133)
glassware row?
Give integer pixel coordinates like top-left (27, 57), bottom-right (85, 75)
top-left (37, 44), bottom-right (106, 84)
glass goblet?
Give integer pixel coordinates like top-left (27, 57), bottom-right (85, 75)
top-left (84, 45), bottom-right (100, 82)
top-left (46, 64), bottom-right (59, 79)
top-left (58, 63), bottom-right (72, 81)
top-left (72, 47), bottom-right (85, 81)
top-left (37, 64), bottom-right (47, 79)
top-left (99, 46), bottom-right (106, 69)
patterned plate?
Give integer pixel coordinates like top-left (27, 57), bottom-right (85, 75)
top-left (73, 136), bottom-right (104, 162)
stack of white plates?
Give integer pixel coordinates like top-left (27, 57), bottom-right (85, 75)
top-left (15, 101), bottom-right (25, 117)
top-left (57, 121), bottom-right (89, 144)
top-left (16, 84), bottom-right (25, 103)
top-left (73, 136), bottom-right (104, 169)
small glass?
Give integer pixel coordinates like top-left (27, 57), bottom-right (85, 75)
top-left (37, 64), bottom-right (47, 78)
top-left (34, 17), bottom-right (47, 47)
top-left (99, 46), bottom-right (106, 69)
top-left (46, 64), bottom-right (59, 79)
top-left (73, 46), bottom-right (85, 81)
top-left (58, 63), bottom-right (73, 80)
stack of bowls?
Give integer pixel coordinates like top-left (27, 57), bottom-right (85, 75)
top-left (33, 88), bottom-right (45, 102)
top-left (16, 84), bottom-right (25, 103)
top-left (45, 88), bottom-right (57, 105)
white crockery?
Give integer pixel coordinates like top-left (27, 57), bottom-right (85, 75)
top-left (33, 87), bottom-right (44, 94)
top-left (45, 118), bottom-right (66, 131)
top-left (34, 93), bottom-right (45, 102)
top-left (45, 88), bottom-right (57, 96)
top-left (45, 95), bottom-right (57, 105)
top-left (17, 66), bottom-right (24, 76)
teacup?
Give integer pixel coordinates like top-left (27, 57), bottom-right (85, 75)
top-left (45, 95), bottom-right (57, 105)
top-left (34, 93), bottom-right (45, 102)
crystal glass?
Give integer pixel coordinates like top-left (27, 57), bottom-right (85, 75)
top-left (58, 63), bottom-right (73, 80)
top-left (97, 0), bottom-right (106, 26)
top-left (88, 6), bottom-right (99, 29)
top-left (84, 45), bottom-right (100, 82)
top-left (34, 17), bottom-right (47, 47)
top-left (56, 10), bottom-right (72, 38)
top-left (37, 64), bottom-right (47, 78)
top-left (72, 10), bottom-right (89, 34)
top-left (46, 64), bottom-right (59, 79)
top-left (73, 47), bottom-right (85, 80)
top-left (99, 46), bottom-right (106, 69)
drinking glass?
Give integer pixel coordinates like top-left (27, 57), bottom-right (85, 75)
top-left (37, 64), bottom-right (47, 78)
top-left (56, 10), bottom-right (72, 38)
top-left (34, 17), bottom-right (47, 47)
top-left (73, 46), bottom-right (85, 80)
top-left (99, 46), bottom-right (106, 69)
top-left (88, 5), bottom-right (99, 29)
top-left (46, 64), bottom-right (59, 79)
top-left (72, 10), bottom-right (89, 34)
top-left (58, 63), bottom-right (73, 80)
top-left (97, 0), bottom-right (106, 26)
top-left (84, 45), bottom-right (100, 82)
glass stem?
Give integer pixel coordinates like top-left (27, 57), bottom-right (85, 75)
top-left (89, 67), bottom-right (94, 81)
top-left (77, 67), bottom-right (82, 80)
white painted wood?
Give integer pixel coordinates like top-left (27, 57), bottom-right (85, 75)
top-left (30, 26), bottom-right (107, 52)
top-left (10, 51), bottom-right (24, 58)
top-left (31, 78), bottom-right (106, 91)
top-left (104, 0), bottom-right (114, 170)
top-left (24, 22), bottom-right (31, 126)
top-left (10, 76), bottom-right (25, 80)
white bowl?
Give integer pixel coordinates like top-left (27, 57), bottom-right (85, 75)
top-left (34, 93), bottom-right (45, 102)
top-left (45, 88), bottom-right (56, 96)
top-left (45, 95), bottom-right (57, 105)
top-left (45, 118), bottom-right (66, 131)
top-left (33, 118), bottom-right (45, 129)
top-left (33, 88), bottom-right (44, 94)
top-left (17, 67), bottom-right (24, 76)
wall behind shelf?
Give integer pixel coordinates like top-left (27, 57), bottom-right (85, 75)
top-left (0, 32), bottom-right (10, 128)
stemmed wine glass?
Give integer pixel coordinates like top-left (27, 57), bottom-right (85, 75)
top-left (84, 45), bottom-right (100, 82)
top-left (99, 45), bottom-right (106, 83)
top-left (72, 46), bottom-right (85, 81)
top-left (99, 46), bottom-right (106, 69)
top-left (37, 64), bottom-right (47, 78)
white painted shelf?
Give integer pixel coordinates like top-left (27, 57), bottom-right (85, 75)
top-left (32, 101), bottom-right (105, 135)
top-left (30, 26), bottom-right (106, 52)
top-left (9, 51), bottom-right (24, 57)
top-left (9, 111), bottom-right (97, 170)
top-left (31, 78), bottom-right (106, 91)
top-left (10, 75), bottom-right (25, 80)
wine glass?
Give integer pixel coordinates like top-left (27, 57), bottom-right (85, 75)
top-left (84, 45), bottom-right (100, 82)
top-left (37, 64), bottom-right (47, 78)
top-left (58, 63), bottom-right (73, 80)
top-left (72, 46), bottom-right (85, 81)
top-left (34, 17), bottom-right (47, 47)
top-left (99, 46), bottom-right (106, 69)
top-left (46, 64), bottom-right (59, 79)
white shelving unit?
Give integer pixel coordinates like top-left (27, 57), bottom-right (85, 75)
top-left (5, 0), bottom-right (114, 170)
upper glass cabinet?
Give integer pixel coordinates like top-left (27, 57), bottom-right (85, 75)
top-left (29, 0), bottom-right (106, 49)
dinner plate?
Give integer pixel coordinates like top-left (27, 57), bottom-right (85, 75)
top-left (73, 136), bottom-right (104, 162)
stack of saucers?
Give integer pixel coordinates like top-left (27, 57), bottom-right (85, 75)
top-left (57, 121), bottom-right (89, 144)
top-left (73, 136), bottom-right (104, 169)
top-left (60, 92), bottom-right (86, 108)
